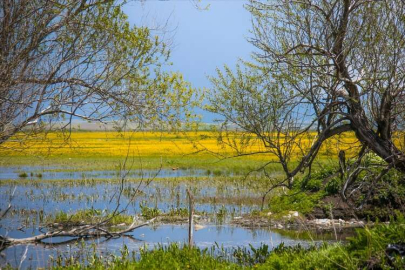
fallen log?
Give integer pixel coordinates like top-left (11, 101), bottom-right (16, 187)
top-left (0, 217), bottom-right (156, 246)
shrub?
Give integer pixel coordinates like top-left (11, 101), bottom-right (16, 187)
top-left (140, 204), bottom-right (160, 220)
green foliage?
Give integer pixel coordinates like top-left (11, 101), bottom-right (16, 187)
top-left (300, 165), bottom-right (337, 192)
top-left (167, 207), bottom-right (189, 217)
top-left (134, 244), bottom-right (238, 270)
top-left (346, 215), bottom-right (405, 268)
top-left (216, 205), bottom-right (228, 223)
top-left (261, 215), bottom-right (405, 269)
top-left (259, 243), bottom-right (353, 269)
top-left (269, 190), bottom-right (324, 215)
top-left (301, 177), bottom-right (322, 192)
top-left (233, 244), bottom-right (271, 266)
top-left (140, 204), bottom-right (161, 220)
top-left (49, 208), bottom-right (132, 226)
top-left (47, 215), bottom-right (405, 269)
top-left (363, 152), bottom-right (386, 166)
top-left (324, 177), bottom-right (341, 195)
top-left (55, 244), bottom-right (239, 270)
top-left (1, 0), bottom-right (200, 149)
top-left (52, 217), bottom-right (405, 269)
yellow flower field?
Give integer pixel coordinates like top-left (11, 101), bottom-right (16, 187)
top-left (0, 131), bottom-right (362, 160)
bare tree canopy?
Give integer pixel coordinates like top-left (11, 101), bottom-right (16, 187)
top-left (0, 0), bottom-right (194, 145)
top-left (209, 0), bottom-right (405, 187)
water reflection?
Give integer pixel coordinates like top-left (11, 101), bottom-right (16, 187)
top-left (1, 224), bottom-right (318, 269)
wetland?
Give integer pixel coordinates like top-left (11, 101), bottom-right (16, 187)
top-left (0, 163), bottom-right (349, 269)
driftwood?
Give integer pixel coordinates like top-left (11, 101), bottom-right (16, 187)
top-left (0, 217), bottom-right (156, 246)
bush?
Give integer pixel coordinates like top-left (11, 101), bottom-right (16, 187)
top-left (140, 204), bottom-right (160, 220)
top-left (325, 177), bottom-right (341, 195)
top-left (269, 191), bottom-right (325, 215)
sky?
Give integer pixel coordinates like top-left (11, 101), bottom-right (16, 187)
top-left (123, 0), bottom-right (254, 122)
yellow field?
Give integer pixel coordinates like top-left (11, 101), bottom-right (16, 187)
top-left (0, 131), bottom-right (361, 160)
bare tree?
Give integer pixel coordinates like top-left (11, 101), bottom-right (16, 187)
top-left (0, 0), bottom-right (194, 147)
top-left (208, 0), bottom-right (405, 193)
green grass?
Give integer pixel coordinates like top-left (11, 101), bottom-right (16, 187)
top-left (48, 209), bottom-right (133, 226)
top-left (260, 216), bottom-right (405, 269)
top-left (0, 152), bottom-right (336, 173)
top-left (47, 216), bottom-right (405, 269)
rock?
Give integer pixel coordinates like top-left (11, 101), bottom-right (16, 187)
top-left (194, 224), bottom-right (205, 231)
top-left (233, 216), bottom-right (243, 220)
top-left (289, 211), bottom-right (299, 217)
top-left (266, 212), bottom-right (273, 216)
top-left (276, 223), bottom-right (284, 229)
top-left (349, 218), bottom-right (357, 224)
top-left (313, 219), bottom-right (332, 225)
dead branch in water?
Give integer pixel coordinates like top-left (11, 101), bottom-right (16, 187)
top-left (0, 217), bottom-right (156, 246)
top-left (0, 186), bottom-right (16, 220)
top-left (0, 140), bottom-right (161, 248)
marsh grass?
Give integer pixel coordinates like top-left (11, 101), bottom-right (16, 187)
top-left (48, 209), bottom-right (133, 227)
top-left (139, 204), bottom-right (161, 220)
top-left (18, 172), bottom-right (28, 178)
top-left (34, 216), bottom-right (405, 269)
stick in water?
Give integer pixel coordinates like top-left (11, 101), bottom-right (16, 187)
top-left (186, 188), bottom-right (194, 247)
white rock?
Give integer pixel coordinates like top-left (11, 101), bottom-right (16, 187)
top-left (289, 211), bottom-right (299, 217)
top-left (194, 224), bottom-right (205, 231)
top-left (276, 223), bottom-right (284, 229)
top-left (314, 219), bottom-right (331, 225)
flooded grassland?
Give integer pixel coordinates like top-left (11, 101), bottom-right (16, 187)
top-left (0, 132), bottom-right (360, 268)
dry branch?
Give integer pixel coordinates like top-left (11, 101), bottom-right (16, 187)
top-left (0, 217), bottom-right (156, 246)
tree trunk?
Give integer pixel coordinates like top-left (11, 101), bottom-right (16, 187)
top-left (351, 109), bottom-right (405, 173)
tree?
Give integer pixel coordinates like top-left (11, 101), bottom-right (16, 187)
top-left (0, 0), bottom-right (194, 147)
top-left (208, 0), bottom-right (405, 193)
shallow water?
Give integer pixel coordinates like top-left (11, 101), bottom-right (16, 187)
top-left (1, 224), bottom-right (324, 269)
top-left (0, 166), bottom-right (333, 268)
top-left (0, 166), bottom-right (211, 180)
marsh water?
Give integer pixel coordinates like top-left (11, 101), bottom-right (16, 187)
top-left (0, 166), bottom-right (211, 180)
top-left (0, 166), bottom-right (338, 268)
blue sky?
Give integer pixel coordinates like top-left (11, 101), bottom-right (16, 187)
top-left (123, 0), bottom-right (254, 122)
